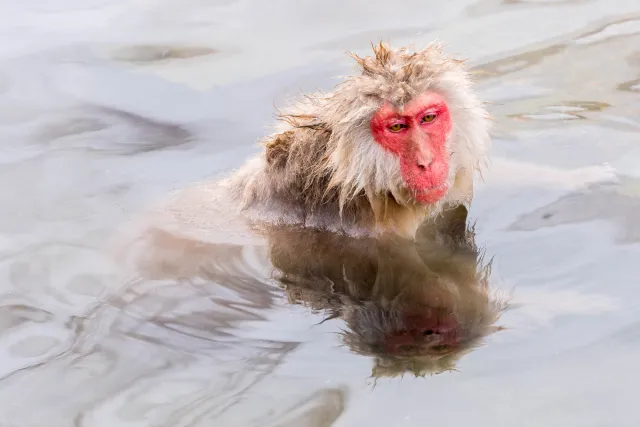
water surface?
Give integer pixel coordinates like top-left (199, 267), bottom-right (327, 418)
top-left (1, 0), bottom-right (639, 426)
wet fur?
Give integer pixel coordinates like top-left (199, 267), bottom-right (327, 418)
top-left (225, 42), bottom-right (491, 239)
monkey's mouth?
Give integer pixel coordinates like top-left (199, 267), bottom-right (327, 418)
top-left (419, 183), bottom-right (448, 192)
top-left (411, 182), bottom-right (449, 204)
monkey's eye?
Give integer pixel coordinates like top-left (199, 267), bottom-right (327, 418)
top-left (388, 123), bottom-right (406, 132)
top-left (422, 113), bottom-right (437, 123)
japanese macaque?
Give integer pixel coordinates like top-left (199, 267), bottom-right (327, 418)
top-left (226, 42), bottom-right (490, 240)
top-left (269, 207), bottom-right (506, 378)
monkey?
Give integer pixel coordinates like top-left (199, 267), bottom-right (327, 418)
top-left (114, 41), bottom-right (491, 260)
top-left (222, 41), bottom-right (491, 240)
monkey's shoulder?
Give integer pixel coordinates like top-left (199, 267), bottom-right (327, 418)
top-left (263, 120), bottom-right (332, 172)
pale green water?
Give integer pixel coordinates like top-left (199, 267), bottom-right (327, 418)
top-left (1, 1), bottom-right (639, 426)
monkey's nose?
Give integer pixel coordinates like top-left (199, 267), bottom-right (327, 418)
top-left (416, 159), bottom-right (433, 171)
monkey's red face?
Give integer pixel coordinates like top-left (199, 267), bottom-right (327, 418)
top-left (370, 93), bottom-right (452, 204)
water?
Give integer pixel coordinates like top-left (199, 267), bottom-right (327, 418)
top-left (1, 0), bottom-right (639, 425)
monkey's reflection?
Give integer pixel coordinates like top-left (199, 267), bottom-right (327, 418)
top-left (124, 206), bottom-right (505, 379)
top-left (265, 206), bottom-right (505, 378)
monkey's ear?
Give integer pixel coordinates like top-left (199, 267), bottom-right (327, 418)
top-left (264, 130), bottom-right (294, 170)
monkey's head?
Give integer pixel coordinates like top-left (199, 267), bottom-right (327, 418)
top-left (282, 42), bottom-right (490, 217)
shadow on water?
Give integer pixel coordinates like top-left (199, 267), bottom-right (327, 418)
top-left (120, 205), bottom-right (507, 380)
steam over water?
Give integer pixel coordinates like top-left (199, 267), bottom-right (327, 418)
top-left (1, 0), bottom-right (640, 426)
